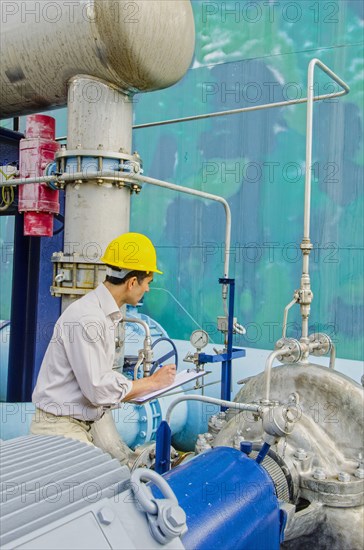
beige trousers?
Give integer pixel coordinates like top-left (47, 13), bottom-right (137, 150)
top-left (30, 408), bottom-right (94, 445)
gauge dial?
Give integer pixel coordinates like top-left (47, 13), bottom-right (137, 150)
top-left (190, 329), bottom-right (209, 350)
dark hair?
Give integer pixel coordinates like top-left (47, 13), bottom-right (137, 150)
top-left (105, 266), bottom-right (150, 286)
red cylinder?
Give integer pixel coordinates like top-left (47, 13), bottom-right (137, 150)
top-left (18, 115), bottom-right (60, 237)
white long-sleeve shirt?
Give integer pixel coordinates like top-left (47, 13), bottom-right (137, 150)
top-left (32, 284), bottom-right (132, 421)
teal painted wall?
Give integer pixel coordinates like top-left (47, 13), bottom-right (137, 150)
top-left (1, 1), bottom-right (363, 361)
top-left (131, 0), bottom-right (363, 360)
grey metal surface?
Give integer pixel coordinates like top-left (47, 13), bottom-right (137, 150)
top-left (0, 0), bottom-right (195, 118)
top-left (213, 362), bottom-right (364, 548)
top-left (0, 435), bottom-right (130, 547)
top-left (1, 435), bottom-right (185, 550)
top-left (282, 506), bottom-right (364, 550)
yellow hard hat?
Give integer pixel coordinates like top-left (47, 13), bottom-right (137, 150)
top-left (101, 232), bottom-right (163, 274)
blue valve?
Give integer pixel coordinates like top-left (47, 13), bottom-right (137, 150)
top-left (240, 441), bottom-right (253, 455)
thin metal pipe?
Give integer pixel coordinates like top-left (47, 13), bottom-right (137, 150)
top-left (299, 59), bottom-right (349, 341)
top-left (52, 66), bottom-right (349, 140)
top-left (123, 317), bottom-right (152, 378)
top-left (134, 88), bottom-right (348, 129)
top-left (133, 356), bottom-right (144, 381)
top-left (124, 317), bottom-right (151, 342)
top-left (158, 379), bottom-right (220, 399)
top-left (265, 349), bottom-right (288, 402)
top-left (329, 343), bottom-right (336, 369)
top-left (165, 394), bottom-right (262, 424)
top-left (304, 59), bottom-right (349, 240)
top-left (0, 171), bottom-right (128, 187)
top-left (304, 62), bottom-right (315, 243)
top-left (282, 298), bottom-right (298, 338)
top-left (129, 173), bottom-right (231, 278)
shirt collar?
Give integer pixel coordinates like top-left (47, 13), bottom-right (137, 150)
top-left (94, 283), bottom-right (122, 321)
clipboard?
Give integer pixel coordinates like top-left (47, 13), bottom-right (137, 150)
top-left (130, 369), bottom-right (209, 404)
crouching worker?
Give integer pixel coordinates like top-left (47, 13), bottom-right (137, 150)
top-left (31, 233), bottom-right (176, 460)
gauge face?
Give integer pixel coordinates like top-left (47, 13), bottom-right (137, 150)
top-left (190, 329), bottom-right (209, 349)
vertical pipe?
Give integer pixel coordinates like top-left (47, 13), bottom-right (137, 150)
top-left (63, 76), bottom-right (133, 310)
top-left (221, 279), bottom-right (235, 409)
top-left (264, 349), bottom-right (284, 402)
top-left (300, 61), bottom-right (316, 342)
top-left (303, 62), bottom-right (316, 243)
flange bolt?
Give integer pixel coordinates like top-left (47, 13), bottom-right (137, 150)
top-left (294, 448), bottom-right (307, 460)
top-left (354, 467), bottom-right (364, 479)
top-left (337, 472), bottom-right (351, 482)
top-left (313, 468), bottom-right (327, 480)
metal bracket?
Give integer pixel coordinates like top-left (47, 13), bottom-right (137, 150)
top-left (50, 252), bottom-right (106, 297)
top-left (198, 348), bottom-right (246, 364)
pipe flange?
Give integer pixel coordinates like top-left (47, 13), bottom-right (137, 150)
top-left (308, 333), bottom-right (332, 356)
top-left (55, 148), bottom-right (137, 162)
top-left (300, 475), bottom-right (364, 506)
top-left (275, 338), bottom-right (303, 363)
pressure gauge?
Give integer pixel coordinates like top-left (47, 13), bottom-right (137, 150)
top-left (190, 329), bottom-right (209, 350)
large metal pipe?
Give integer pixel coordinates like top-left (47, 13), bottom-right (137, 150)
top-left (0, 0), bottom-right (195, 118)
top-left (64, 77), bottom-right (132, 253)
top-left (60, 76), bottom-right (133, 311)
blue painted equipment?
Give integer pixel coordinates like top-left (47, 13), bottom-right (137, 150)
top-left (197, 278), bottom-right (246, 409)
top-left (256, 441), bottom-right (271, 464)
top-left (153, 447), bottom-right (283, 550)
top-left (155, 420), bottom-right (172, 474)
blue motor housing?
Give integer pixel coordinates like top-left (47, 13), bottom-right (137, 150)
top-left (153, 447), bottom-right (282, 550)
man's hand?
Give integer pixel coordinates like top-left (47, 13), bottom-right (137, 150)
top-left (151, 364), bottom-right (176, 389)
top-left (123, 364), bottom-right (176, 402)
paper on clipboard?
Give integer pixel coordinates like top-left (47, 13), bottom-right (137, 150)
top-left (130, 369), bottom-right (209, 404)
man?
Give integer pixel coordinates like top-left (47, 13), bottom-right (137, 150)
top-left (31, 232), bottom-right (176, 445)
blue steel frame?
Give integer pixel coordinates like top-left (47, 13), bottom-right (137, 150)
top-left (155, 278), bottom-right (246, 469)
top-left (1, 127), bottom-right (63, 401)
top-left (7, 203), bottom-right (64, 401)
top-left (198, 278), bottom-right (246, 409)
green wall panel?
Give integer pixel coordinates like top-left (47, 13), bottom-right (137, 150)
top-left (131, 0), bottom-right (363, 360)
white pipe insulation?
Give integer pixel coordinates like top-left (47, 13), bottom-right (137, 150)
top-left (0, 0), bottom-right (195, 118)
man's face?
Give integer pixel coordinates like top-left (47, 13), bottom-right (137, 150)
top-left (128, 274), bottom-right (153, 306)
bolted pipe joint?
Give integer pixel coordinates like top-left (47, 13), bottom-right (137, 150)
top-left (274, 338), bottom-right (304, 364)
top-left (308, 333), bottom-right (332, 356)
top-left (300, 240), bottom-right (314, 254)
top-left (297, 287), bottom-right (314, 307)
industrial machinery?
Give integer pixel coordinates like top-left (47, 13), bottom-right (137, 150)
top-left (0, 1), bottom-right (363, 549)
